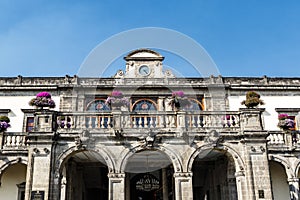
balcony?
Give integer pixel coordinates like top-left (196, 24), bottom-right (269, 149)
top-left (0, 132), bottom-right (28, 153)
top-left (56, 111), bottom-right (241, 132)
top-left (1, 108), bottom-right (274, 151)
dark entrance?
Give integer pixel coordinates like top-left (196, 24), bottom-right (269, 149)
top-left (131, 173), bottom-right (161, 200)
top-left (63, 150), bottom-right (109, 200)
top-left (192, 149), bottom-right (238, 200)
top-left (125, 150), bottom-right (174, 200)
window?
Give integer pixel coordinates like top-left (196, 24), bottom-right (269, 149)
top-left (86, 99), bottom-right (110, 111)
top-left (26, 117), bottom-right (34, 132)
top-left (132, 100), bottom-right (157, 111)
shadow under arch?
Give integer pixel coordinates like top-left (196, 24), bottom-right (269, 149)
top-left (119, 145), bottom-right (183, 173)
top-left (0, 157), bottom-right (27, 185)
top-left (56, 145), bottom-right (116, 174)
top-left (270, 154), bottom-right (294, 179)
top-left (188, 143), bottom-right (242, 200)
top-left (187, 143), bottom-right (245, 173)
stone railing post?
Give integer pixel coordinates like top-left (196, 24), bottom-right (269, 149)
top-left (34, 110), bottom-right (57, 132)
top-left (177, 111), bottom-right (186, 128)
top-left (173, 172), bottom-right (193, 200)
top-left (112, 111), bottom-right (122, 130)
top-left (239, 108), bottom-right (265, 131)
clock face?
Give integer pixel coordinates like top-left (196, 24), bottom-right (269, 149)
top-left (138, 65), bottom-right (151, 76)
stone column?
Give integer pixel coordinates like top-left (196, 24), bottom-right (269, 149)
top-left (235, 170), bottom-right (246, 200)
top-left (25, 111), bottom-right (56, 200)
top-left (60, 176), bottom-right (67, 200)
top-left (108, 173), bottom-right (125, 200)
top-left (288, 178), bottom-right (300, 200)
top-left (245, 144), bottom-right (273, 200)
top-left (173, 172), bottom-right (193, 200)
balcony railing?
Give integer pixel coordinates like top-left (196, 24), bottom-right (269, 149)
top-left (0, 132), bottom-right (28, 150)
top-left (56, 111), bottom-right (241, 130)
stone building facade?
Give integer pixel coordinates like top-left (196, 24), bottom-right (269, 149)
top-left (0, 49), bottom-right (300, 200)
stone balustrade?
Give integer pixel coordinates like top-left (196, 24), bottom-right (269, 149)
top-left (56, 111), bottom-right (241, 130)
top-left (0, 132), bottom-right (28, 150)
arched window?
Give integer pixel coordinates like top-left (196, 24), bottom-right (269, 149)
top-left (132, 99), bottom-right (157, 112)
top-left (86, 99), bottom-right (110, 111)
top-left (185, 98), bottom-right (204, 111)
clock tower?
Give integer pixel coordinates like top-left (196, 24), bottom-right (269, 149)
top-left (122, 49), bottom-right (168, 78)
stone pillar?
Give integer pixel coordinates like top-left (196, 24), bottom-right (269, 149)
top-left (108, 173), bottom-right (125, 200)
top-left (34, 110), bottom-right (57, 132)
top-left (245, 143), bottom-right (273, 200)
top-left (288, 178), bottom-right (300, 200)
top-left (162, 168), bottom-right (168, 200)
top-left (235, 171), bottom-right (246, 200)
top-left (173, 172), bottom-right (193, 200)
top-left (112, 111), bottom-right (122, 131)
top-left (239, 108), bottom-right (265, 131)
top-left (60, 176), bottom-right (67, 200)
top-left (158, 96), bottom-right (165, 111)
top-left (26, 146), bottom-right (52, 200)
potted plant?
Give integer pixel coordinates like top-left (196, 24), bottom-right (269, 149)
top-left (169, 91), bottom-right (191, 111)
top-left (241, 91), bottom-right (264, 108)
top-left (0, 116), bottom-right (11, 132)
top-left (29, 92), bottom-right (56, 109)
top-left (277, 114), bottom-right (295, 131)
top-left (105, 91), bottom-right (129, 110)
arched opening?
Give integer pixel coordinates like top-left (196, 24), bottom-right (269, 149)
top-left (269, 160), bottom-right (290, 200)
top-left (0, 163), bottom-right (27, 200)
top-left (86, 99), bottom-right (110, 111)
top-left (132, 99), bottom-right (158, 112)
top-left (192, 149), bottom-right (238, 200)
top-left (60, 150), bottom-right (109, 200)
top-left (125, 150), bottom-right (174, 200)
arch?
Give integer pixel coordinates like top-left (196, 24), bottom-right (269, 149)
top-left (270, 154), bottom-right (294, 179)
top-left (56, 145), bottom-right (116, 175)
top-left (131, 98), bottom-right (158, 111)
top-left (0, 157), bottom-right (27, 184)
top-left (86, 98), bottom-right (110, 111)
top-left (187, 143), bottom-right (245, 173)
top-left (186, 98), bottom-right (204, 111)
top-left (119, 144), bottom-right (183, 173)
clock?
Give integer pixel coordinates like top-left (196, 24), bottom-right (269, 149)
top-left (138, 65), bottom-right (151, 76)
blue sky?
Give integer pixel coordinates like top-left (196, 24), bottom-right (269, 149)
top-left (0, 0), bottom-right (300, 77)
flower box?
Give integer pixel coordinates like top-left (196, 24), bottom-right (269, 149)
top-left (29, 92), bottom-right (56, 109)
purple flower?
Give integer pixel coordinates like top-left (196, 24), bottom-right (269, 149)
top-left (111, 91), bottom-right (123, 97)
top-left (36, 92), bottom-right (52, 98)
top-left (278, 113), bottom-right (289, 120)
top-left (0, 121), bottom-right (10, 131)
top-left (172, 91), bottom-right (185, 97)
top-left (105, 96), bottom-right (129, 106)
